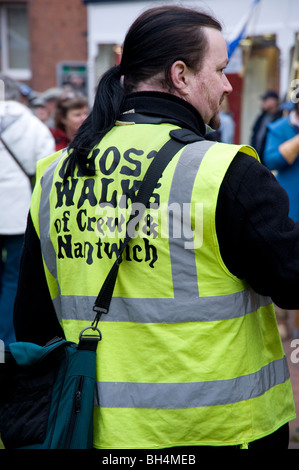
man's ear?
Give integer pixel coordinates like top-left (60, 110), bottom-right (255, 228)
top-left (170, 60), bottom-right (190, 97)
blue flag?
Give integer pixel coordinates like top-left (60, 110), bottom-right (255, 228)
top-left (227, 0), bottom-right (261, 59)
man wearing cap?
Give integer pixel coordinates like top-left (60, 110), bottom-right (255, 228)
top-left (40, 87), bottom-right (63, 128)
top-left (250, 90), bottom-right (282, 163)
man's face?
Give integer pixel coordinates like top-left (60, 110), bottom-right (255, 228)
top-left (186, 27), bottom-right (232, 129)
top-left (262, 97), bottom-right (278, 114)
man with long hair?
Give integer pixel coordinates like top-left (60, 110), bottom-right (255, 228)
top-left (14, 5), bottom-right (296, 449)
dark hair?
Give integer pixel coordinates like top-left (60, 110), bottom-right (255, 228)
top-left (65, 5), bottom-right (222, 179)
top-left (54, 94), bottom-right (89, 132)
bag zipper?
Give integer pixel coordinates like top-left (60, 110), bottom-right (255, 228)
top-left (48, 346), bottom-right (69, 448)
top-left (64, 375), bottom-right (84, 448)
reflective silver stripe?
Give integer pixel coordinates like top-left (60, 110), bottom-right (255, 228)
top-left (168, 140), bottom-right (214, 298)
top-left (39, 156), bottom-right (64, 290)
top-left (54, 289), bottom-right (272, 323)
top-left (95, 356), bottom-right (289, 409)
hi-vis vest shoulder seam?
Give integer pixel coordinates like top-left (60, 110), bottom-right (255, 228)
top-left (30, 123), bottom-right (295, 449)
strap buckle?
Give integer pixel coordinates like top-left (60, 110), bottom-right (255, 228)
top-left (78, 325), bottom-right (102, 350)
top-left (92, 305), bottom-right (108, 328)
top-left (79, 325), bottom-right (102, 342)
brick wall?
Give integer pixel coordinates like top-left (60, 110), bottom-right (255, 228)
top-left (28, 0), bottom-right (88, 92)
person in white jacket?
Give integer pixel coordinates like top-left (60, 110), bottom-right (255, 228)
top-left (0, 74), bottom-right (55, 344)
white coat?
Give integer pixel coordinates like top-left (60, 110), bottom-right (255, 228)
top-left (0, 100), bottom-right (55, 234)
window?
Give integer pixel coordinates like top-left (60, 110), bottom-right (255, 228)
top-left (0, 3), bottom-right (31, 80)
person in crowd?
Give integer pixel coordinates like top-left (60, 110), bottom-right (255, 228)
top-left (50, 93), bottom-right (89, 151)
top-left (205, 96), bottom-right (235, 143)
top-left (0, 74), bottom-right (55, 345)
top-left (17, 82), bottom-right (36, 107)
top-left (218, 96), bottom-right (235, 143)
top-left (14, 5), bottom-right (297, 449)
top-left (250, 90), bottom-right (282, 163)
top-left (40, 87), bottom-right (63, 128)
top-left (30, 96), bottom-right (51, 124)
top-left (264, 95), bottom-right (299, 340)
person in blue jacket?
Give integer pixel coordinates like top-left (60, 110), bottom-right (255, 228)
top-left (263, 100), bottom-right (299, 223)
top-left (250, 90), bottom-right (282, 163)
top-left (263, 98), bottom-right (299, 339)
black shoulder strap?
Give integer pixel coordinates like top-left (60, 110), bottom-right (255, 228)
top-left (0, 135), bottom-right (31, 178)
top-left (0, 134), bottom-right (35, 189)
top-left (92, 128), bottom-right (203, 324)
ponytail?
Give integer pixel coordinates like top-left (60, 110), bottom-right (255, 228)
top-left (63, 64), bottom-right (124, 180)
top-left (63, 5), bottom-right (222, 181)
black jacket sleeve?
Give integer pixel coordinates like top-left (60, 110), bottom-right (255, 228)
top-left (216, 152), bottom-right (299, 308)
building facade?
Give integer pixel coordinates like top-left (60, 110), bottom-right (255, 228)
top-left (0, 0), bottom-right (87, 92)
top-left (1, 0), bottom-right (299, 145)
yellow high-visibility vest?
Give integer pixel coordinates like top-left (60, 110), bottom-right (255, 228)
top-left (31, 121), bottom-right (295, 449)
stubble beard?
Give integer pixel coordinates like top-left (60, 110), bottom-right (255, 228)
top-left (205, 86), bottom-right (223, 130)
top-left (209, 113), bottom-right (221, 130)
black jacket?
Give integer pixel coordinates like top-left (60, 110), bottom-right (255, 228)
top-left (14, 92), bottom-right (299, 345)
top-left (250, 109), bottom-right (283, 163)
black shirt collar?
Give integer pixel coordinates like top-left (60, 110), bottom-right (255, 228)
top-left (121, 91), bottom-right (206, 137)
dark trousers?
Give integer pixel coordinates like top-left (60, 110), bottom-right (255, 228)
top-left (246, 423), bottom-right (289, 450)
top-left (0, 234), bottom-right (24, 344)
top-left (171, 423), bottom-right (290, 451)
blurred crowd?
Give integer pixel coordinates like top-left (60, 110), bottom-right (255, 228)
top-left (250, 88), bottom-right (299, 341)
top-left (0, 75), bottom-right (89, 344)
top-left (208, 87), bottom-right (299, 342)
top-left (19, 82), bottom-right (89, 151)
